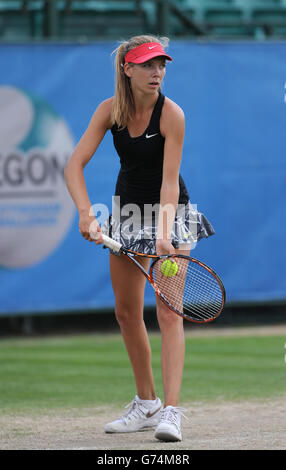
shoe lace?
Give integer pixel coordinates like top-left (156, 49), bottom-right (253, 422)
top-left (121, 398), bottom-right (148, 423)
top-left (160, 407), bottom-right (188, 430)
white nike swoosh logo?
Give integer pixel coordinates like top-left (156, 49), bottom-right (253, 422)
top-left (149, 46), bottom-right (157, 49)
top-left (146, 133), bottom-right (158, 139)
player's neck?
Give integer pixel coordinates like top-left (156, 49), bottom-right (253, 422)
top-left (132, 89), bottom-right (159, 116)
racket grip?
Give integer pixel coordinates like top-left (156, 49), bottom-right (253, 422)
top-left (101, 234), bottom-right (122, 252)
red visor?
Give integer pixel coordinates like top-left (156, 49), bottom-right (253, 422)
top-left (124, 42), bottom-right (172, 64)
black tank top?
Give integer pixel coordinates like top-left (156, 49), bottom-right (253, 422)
top-left (111, 92), bottom-right (189, 210)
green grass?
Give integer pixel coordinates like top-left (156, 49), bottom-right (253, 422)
top-left (0, 332), bottom-right (285, 413)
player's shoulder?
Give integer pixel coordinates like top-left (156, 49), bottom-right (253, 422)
top-left (98, 96), bottom-right (114, 109)
top-left (163, 96), bottom-right (185, 121)
top-left (96, 96), bottom-right (114, 116)
top-left (161, 96), bottom-right (185, 136)
top-left (93, 96), bottom-right (114, 129)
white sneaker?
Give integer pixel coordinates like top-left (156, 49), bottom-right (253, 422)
top-left (154, 406), bottom-right (187, 442)
top-left (104, 395), bottom-right (162, 433)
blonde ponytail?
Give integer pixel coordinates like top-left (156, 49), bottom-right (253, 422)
top-left (111, 35), bottom-right (170, 129)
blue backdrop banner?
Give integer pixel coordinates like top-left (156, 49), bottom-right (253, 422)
top-left (0, 41), bottom-right (285, 314)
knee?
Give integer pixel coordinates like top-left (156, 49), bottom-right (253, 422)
top-left (114, 301), bottom-right (141, 328)
top-left (157, 302), bottom-right (183, 331)
top-left (114, 305), bottom-right (131, 327)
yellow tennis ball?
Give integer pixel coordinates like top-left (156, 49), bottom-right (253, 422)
top-left (160, 259), bottom-right (178, 277)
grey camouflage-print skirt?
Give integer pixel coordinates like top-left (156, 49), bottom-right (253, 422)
top-left (101, 201), bottom-right (215, 255)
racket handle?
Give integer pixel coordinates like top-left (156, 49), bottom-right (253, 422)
top-left (101, 234), bottom-right (122, 253)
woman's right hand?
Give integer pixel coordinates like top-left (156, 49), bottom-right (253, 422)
top-left (79, 211), bottom-right (103, 244)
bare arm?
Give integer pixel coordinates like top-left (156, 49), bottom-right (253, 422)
top-left (64, 98), bottom-right (113, 241)
top-left (156, 99), bottom-right (185, 254)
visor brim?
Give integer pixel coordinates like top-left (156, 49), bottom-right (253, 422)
top-left (127, 52), bottom-right (173, 64)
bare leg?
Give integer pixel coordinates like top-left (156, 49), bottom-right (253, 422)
top-left (109, 253), bottom-right (156, 400)
top-left (156, 248), bottom-right (190, 407)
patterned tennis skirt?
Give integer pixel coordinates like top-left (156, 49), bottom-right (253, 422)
top-left (101, 201), bottom-right (215, 255)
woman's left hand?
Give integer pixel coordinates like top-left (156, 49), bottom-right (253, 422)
top-left (156, 239), bottom-right (176, 257)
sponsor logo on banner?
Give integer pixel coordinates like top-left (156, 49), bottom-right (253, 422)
top-left (0, 86), bottom-right (75, 268)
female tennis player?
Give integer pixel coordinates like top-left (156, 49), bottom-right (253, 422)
top-left (64, 35), bottom-right (214, 442)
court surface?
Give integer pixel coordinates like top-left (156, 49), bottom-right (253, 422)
top-left (1, 325), bottom-right (285, 450)
top-left (1, 395), bottom-right (285, 450)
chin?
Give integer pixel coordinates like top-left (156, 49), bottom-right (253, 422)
top-left (146, 87), bottom-right (160, 94)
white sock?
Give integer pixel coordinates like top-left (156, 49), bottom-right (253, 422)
top-left (137, 395), bottom-right (159, 406)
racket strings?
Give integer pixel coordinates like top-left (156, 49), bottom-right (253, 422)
top-left (153, 258), bottom-right (223, 322)
top-left (157, 271), bottom-right (221, 320)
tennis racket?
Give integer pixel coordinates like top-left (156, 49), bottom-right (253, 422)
top-left (101, 234), bottom-right (225, 323)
